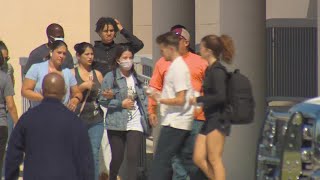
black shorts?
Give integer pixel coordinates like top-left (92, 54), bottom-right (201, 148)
top-left (200, 114), bottom-right (231, 136)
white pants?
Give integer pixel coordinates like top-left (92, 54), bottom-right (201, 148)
top-left (99, 106), bottom-right (112, 174)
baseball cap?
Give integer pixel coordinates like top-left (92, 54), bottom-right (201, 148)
top-left (172, 28), bottom-right (190, 41)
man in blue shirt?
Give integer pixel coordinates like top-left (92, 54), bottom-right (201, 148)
top-left (5, 73), bottom-right (94, 180)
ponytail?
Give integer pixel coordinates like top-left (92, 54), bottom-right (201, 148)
top-left (219, 35), bottom-right (235, 64)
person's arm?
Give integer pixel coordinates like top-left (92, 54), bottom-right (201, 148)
top-left (159, 90), bottom-right (186, 106)
top-left (22, 64), bottom-right (44, 101)
top-left (68, 85), bottom-right (83, 112)
top-left (5, 96), bottom-right (18, 124)
top-left (98, 73), bottom-right (122, 109)
top-left (115, 19), bottom-right (144, 53)
top-left (21, 79), bottom-right (43, 102)
top-left (5, 116), bottom-right (25, 180)
top-left (3, 75), bottom-right (18, 124)
top-left (196, 68), bottom-right (227, 106)
top-left (147, 60), bottom-right (165, 114)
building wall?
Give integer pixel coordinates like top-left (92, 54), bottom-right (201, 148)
top-left (220, 0), bottom-right (266, 179)
top-left (0, 0), bottom-right (90, 115)
top-left (267, 0), bottom-right (316, 19)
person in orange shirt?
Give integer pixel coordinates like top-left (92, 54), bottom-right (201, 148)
top-left (148, 25), bottom-right (208, 180)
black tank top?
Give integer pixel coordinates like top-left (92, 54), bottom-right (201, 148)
top-left (75, 68), bottom-right (103, 125)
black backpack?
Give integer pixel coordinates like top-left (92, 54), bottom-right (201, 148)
top-left (218, 67), bottom-right (255, 124)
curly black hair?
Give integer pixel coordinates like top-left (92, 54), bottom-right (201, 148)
top-left (95, 17), bottom-right (119, 33)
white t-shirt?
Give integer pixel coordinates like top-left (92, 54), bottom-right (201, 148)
top-left (124, 73), bottom-right (143, 132)
top-left (160, 56), bottom-right (194, 130)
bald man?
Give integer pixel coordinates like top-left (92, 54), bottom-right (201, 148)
top-left (24, 23), bottom-right (74, 74)
top-left (5, 73), bottom-right (94, 180)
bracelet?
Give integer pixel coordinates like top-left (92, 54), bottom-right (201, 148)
top-left (74, 96), bottom-right (81, 102)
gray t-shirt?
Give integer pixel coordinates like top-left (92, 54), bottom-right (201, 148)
top-left (0, 70), bottom-right (15, 126)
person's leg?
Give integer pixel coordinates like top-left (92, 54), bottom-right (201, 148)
top-left (0, 126), bottom-right (8, 178)
top-left (126, 131), bottom-right (143, 180)
top-left (149, 126), bottom-right (189, 180)
top-left (193, 134), bottom-right (214, 179)
top-left (207, 130), bottom-right (226, 180)
top-left (87, 121), bottom-right (104, 180)
top-left (172, 120), bottom-right (207, 180)
top-left (107, 130), bottom-right (126, 180)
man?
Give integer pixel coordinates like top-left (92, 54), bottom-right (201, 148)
top-left (24, 23), bottom-right (74, 74)
top-left (0, 50), bottom-right (18, 179)
top-left (93, 17), bottom-right (144, 76)
top-left (148, 26), bottom-right (208, 179)
top-left (5, 73), bottom-right (94, 180)
top-left (148, 32), bottom-right (194, 180)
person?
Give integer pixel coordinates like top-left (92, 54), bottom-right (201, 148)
top-left (0, 41), bottom-right (16, 139)
top-left (5, 73), bottom-right (94, 180)
top-left (148, 26), bottom-right (208, 179)
top-left (148, 32), bottom-right (194, 180)
top-left (71, 42), bottom-right (104, 180)
top-left (191, 34), bottom-right (235, 180)
top-left (0, 41), bottom-right (14, 84)
top-left (99, 45), bottom-right (150, 180)
top-left (22, 40), bottom-right (82, 110)
top-left (93, 17), bottom-right (144, 76)
top-left (0, 50), bottom-right (19, 179)
top-left (24, 23), bottom-right (74, 74)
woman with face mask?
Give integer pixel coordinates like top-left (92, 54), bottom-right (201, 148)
top-left (22, 40), bottom-right (83, 111)
top-left (99, 45), bottom-right (150, 180)
top-left (71, 42), bottom-right (104, 180)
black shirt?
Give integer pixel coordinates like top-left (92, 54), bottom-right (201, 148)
top-left (24, 44), bottom-right (74, 74)
top-left (93, 28), bottom-right (144, 76)
top-left (197, 61), bottom-right (228, 118)
top-left (5, 98), bottom-right (94, 180)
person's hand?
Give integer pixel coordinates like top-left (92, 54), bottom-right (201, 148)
top-left (67, 98), bottom-right (79, 112)
top-left (114, 19), bottom-right (124, 31)
top-left (189, 96), bottom-right (197, 105)
top-left (148, 91), bottom-right (161, 103)
top-left (122, 99), bottom-right (134, 109)
top-left (149, 113), bottom-right (158, 127)
top-left (102, 89), bottom-right (114, 99)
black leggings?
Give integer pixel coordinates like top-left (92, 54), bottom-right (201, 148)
top-left (107, 130), bottom-right (143, 180)
top-left (0, 126), bottom-right (8, 178)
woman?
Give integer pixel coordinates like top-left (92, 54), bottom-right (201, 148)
top-left (191, 34), bottom-right (235, 180)
top-left (0, 41), bottom-right (15, 138)
top-left (71, 42), bottom-right (104, 180)
top-left (0, 50), bottom-right (19, 178)
top-left (22, 40), bottom-right (82, 111)
top-left (99, 45), bottom-right (150, 180)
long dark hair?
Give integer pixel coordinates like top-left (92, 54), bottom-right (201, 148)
top-left (0, 50), bottom-right (4, 67)
top-left (74, 42), bottom-right (94, 55)
top-left (201, 34), bottom-right (235, 64)
top-left (112, 45), bottom-right (142, 88)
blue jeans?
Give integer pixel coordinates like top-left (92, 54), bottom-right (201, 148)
top-left (172, 120), bottom-right (207, 180)
top-left (88, 121), bottom-right (104, 180)
top-left (149, 126), bottom-right (190, 180)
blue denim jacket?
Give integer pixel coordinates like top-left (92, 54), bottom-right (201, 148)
top-left (99, 68), bottom-right (150, 135)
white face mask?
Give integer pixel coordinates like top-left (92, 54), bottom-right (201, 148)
top-left (50, 36), bottom-right (64, 42)
top-left (119, 59), bottom-right (133, 71)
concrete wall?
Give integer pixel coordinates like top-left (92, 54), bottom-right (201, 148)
top-left (267, 0), bottom-right (316, 19)
top-left (152, 0), bottom-right (195, 62)
top-left (133, 0), bottom-right (153, 55)
top-left (220, 0), bottom-right (266, 179)
top-left (0, 0), bottom-right (90, 115)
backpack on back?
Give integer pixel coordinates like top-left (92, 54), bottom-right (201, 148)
top-left (217, 67), bottom-right (255, 124)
